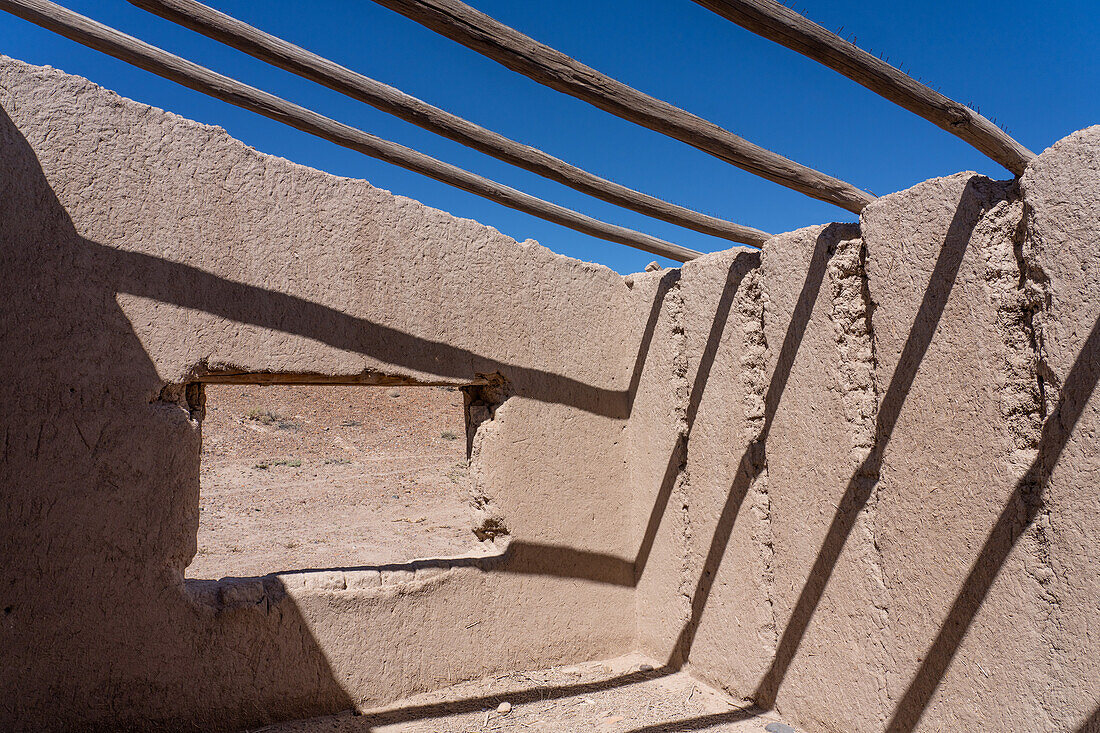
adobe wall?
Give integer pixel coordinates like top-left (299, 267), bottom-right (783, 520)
top-left (632, 130), bottom-right (1100, 731)
top-left (0, 56), bottom-right (650, 731)
top-left (2, 54), bottom-right (1097, 733)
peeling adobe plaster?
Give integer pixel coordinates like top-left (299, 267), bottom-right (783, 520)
top-left (1018, 125), bottom-right (1100, 731)
top-left (826, 234), bottom-right (892, 723)
top-left (827, 236), bottom-right (878, 460)
top-left (737, 266), bottom-right (777, 662)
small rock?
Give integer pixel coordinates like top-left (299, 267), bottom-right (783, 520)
top-left (496, 701), bottom-right (512, 714)
top-left (764, 723), bottom-right (797, 733)
top-left (645, 261), bottom-right (661, 272)
top-left (387, 389), bottom-right (401, 398)
top-left (637, 663), bottom-right (654, 672)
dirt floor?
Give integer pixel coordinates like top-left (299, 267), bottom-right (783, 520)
top-left (189, 384), bottom-right (478, 579)
top-left (251, 655), bottom-right (802, 733)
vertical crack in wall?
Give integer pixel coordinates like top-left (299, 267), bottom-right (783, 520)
top-left (739, 267), bottom-right (777, 654)
top-left (826, 235), bottom-right (891, 714)
top-left (991, 194), bottom-right (1059, 726)
top-left (828, 238), bottom-right (878, 462)
top-left (988, 197), bottom-right (1050, 454)
top-left (665, 274), bottom-right (695, 632)
top-left (741, 268), bottom-right (768, 444)
top-left (985, 193), bottom-right (1052, 572)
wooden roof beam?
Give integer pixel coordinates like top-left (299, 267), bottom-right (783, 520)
top-left (128, 0), bottom-right (769, 246)
top-left (369, 0), bottom-right (875, 213)
top-left (694, 0), bottom-right (1035, 175)
top-left (0, 0), bottom-right (704, 262)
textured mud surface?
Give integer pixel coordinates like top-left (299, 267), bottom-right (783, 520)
top-left (4, 51), bottom-right (1098, 733)
top-left (251, 655), bottom-right (803, 733)
top-left (190, 384), bottom-right (477, 578)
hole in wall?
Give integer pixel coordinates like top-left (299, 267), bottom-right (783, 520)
top-left (186, 382), bottom-right (484, 580)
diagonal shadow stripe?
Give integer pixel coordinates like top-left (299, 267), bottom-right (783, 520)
top-left (92, 237), bottom-right (674, 421)
top-left (634, 254), bottom-right (756, 583)
top-left (884, 309), bottom-right (1100, 732)
top-left (666, 222), bottom-right (854, 668)
top-left (357, 667), bottom-right (675, 726)
top-left (1076, 703), bottom-right (1100, 733)
top-left (620, 707), bottom-right (759, 732)
top-left (752, 180), bottom-right (988, 708)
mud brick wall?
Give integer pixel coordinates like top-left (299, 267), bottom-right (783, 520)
top-left (2, 54), bottom-right (1097, 733)
top-left (0, 56), bottom-right (648, 731)
top-left (632, 136), bottom-right (1100, 731)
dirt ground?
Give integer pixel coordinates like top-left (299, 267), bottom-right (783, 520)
top-left (250, 654), bottom-right (802, 733)
top-left (189, 384), bottom-right (478, 579)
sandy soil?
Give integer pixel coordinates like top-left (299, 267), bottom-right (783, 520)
top-left (250, 654), bottom-right (803, 733)
top-left (189, 384), bottom-right (478, 579)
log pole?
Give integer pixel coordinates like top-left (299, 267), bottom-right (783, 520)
top-left (369, 0), bottom-right (875, 213)
top-left (0, 0), bottom-right (705, 261)
top-left (129, 0), bottom-right (770, 246)
top-left (694, 0), bottom-right (1035, 174)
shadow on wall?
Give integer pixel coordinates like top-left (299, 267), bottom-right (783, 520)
top-left (880, 277), bottom-right (1100, 729)
top-left (347, 665), bottom-right (764, 733)
top-left (497, 249), bottom-right (759, 592)
top-left (644, 179), bottom-right (1100, 729)
top-left (648, 180), bottom-right (1100, 730)
top-left (665, 221), bottom-right (850, 670)
top-left (4, 92), bottom-right (1096, 731)
top-left (362, 169), bottom-right (1095, 731)
top-left (748, 184), bottom-right (990, 710)
top-left (0, 106), bottom-right (357, 729)
top-left (0, 99), bottom-right (679, 729)
top-left (1078, 704), bottom-right (1100, 733)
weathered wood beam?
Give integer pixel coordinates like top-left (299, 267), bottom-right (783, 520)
top-left (694, 0), bottom-right (1035, 175)
top-left (369, 0), bottom-right (875, 213)
top-left (128, 0), bottom-right (770, 246)
top-left (0, 0), bottom-right (704, 261)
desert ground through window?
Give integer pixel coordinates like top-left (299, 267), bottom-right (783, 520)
top-left (189, 383), bottom-right (478, 579)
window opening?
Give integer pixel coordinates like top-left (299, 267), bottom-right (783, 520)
top-left (188, 383), bottom-right (478, 579)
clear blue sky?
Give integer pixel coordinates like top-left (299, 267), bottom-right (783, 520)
top-left (2, 1), bottom-right (1097, 274)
